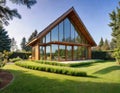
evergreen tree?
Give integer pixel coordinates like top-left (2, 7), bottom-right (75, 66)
top-left (21, 37), bottom-right (26, 51)
top-left (109, 3), bottom-right (120, 49)
top-left (0, 0), bottom-right (36, 25)
top-left (109, 2), bottom-right (120, 64)
top-left (98, 37), bottom-right (104, 47)
top-left (10, 38), bottom-right (18, 51)
top-left (28, 29), bottom-right (38, 42)
top-left (21, 37), bottom-right (31, 51)
top-left (102, 39), bottom-right (110, 50)
top-left (0, 27), bottom-right (11, 52)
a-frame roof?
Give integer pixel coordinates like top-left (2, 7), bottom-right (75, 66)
top-left (27, 7), bottom-right (96, 46)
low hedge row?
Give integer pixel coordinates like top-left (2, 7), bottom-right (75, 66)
top-left (15, 61), bottom-right (87, 77)
top-left (34, 60), bottom-right (103, 67)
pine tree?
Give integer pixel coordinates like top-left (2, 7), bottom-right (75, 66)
top-left (109, 2), bottom-right (120, 64)
top-left (0, 27), bottom-right (11, 52)
top-left (10, 38), bottom-right (18, 52)
top-left (102, 39), bottom-right (110, 50)
top-left (21, 37), bottom-right (26, 51)
top-left (109, 3), bottom-right (120, 49)
top-left (28, 29), bottom-right (38, 42)
top-left (99, 37), bottom-right (104, 47)
top-left (0, 0), bottom-right (36, 25)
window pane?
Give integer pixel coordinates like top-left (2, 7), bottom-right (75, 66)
top-left (64, 18), bottom-right (71, 42)
top-left (59, 21), bottom-right (64, 42)
top-left (40, 46), bottom-right (45, 60)
top-left (71, 23), bottom-right (75, 42)
top-left (51, 44), bottom-right (58, 61)
top-left (46, 32), bottom-right (50, 43)
top-left (46, 45), bottom-right (50, 60)
top-left (51, 26), bottom-right (58, 42)
top-left (67, 46), bottom-right (72, 60)
top-left (59, 45), bottom-right (65, 61)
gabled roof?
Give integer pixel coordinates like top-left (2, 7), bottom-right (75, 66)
top-left (27, 7), bottom-right (96, 46)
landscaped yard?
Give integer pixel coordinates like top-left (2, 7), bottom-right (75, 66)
top-left (0, 61), bottom-right (120, 93)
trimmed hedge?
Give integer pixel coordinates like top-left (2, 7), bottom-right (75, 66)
top-left (9, 52), bottom-right (31, 59)
top-left (15, 61), bottom-right (87, 77)
top-left (92, 51), bottom-right (115, 60)
top-left (34, 60), bottom-right (103, 67)
top-left (9, 57), bottom-right (22, 62)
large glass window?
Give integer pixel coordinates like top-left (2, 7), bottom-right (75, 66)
top-left (46, 32), bottom-right (50, 43)
top-left (59, 21), bottom-right (64, 42)
top-left (67, 46), bottom-right (72, 60)
top-left (59, 45), bottom-right (65, 61)
top-left (46, 45), bottom-right (50, 60)
top-left (51, 45), bottom-right (58, 60)
top-left (40, 46), bottom-right (45, 60)
top-left (51, 26), bottom-right (58, 42)
top-left (64, 18), bottom-right (71, 42)
top-left (71, 23), bottom-right (75, 42)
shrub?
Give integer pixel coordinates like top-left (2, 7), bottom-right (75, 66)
top-left (34, 60), bottom-right (103, 67)
top-left (9, 52), bottom-right (31, 59)
top-left (15, 61), bottom-right (87, 77)
top-left (92, 51), bottom-right (114, 60)
top-left (9, 57), bottom-right (22, 62)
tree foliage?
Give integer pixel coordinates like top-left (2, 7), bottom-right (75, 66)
top-left (0, 0), bottom-right (36, 25)
top-left (10, 37), bottom-right (18, 52)
top-left (109, 2), bottom-right (120, 64)
top-left (0, 27), bottom-right (11, 52)
top-left (21, 37), bottom-right (31, 51)
top-left (28, 29), bottom-right (38, 42)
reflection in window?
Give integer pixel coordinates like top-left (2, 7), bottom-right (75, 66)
top-left (71, 23), bottom-right (75, 42)
top-left (40, 46), bottom-right (44, 60)
top-left (59, 21), bottom-right (64, 42)
top-left (51, 26), bottom-right (58, 42)
top-left (59, 45), bottom-right (65, 61)
top-left (67, 46), bottom-right (72, 60)
top-left (46, 32), bottom-right (50, 43)
top-left (64, 18), bottom-right (71, 42)
top-left (52, 45), bottom-right (58, 60)
top-left (46, 46), bottom-right (51, 60)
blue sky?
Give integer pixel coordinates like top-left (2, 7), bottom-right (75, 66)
top-left (5, 0), bottom-right (119, 49)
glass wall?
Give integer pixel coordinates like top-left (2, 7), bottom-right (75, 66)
top-left (51, 26), bottom-right (58, 42)
top-left (51, 45), bottom-right (58, 60)
top-left (67, 46), bottom-right (72, 60)
top-left (59, 45), bottom-right (65, 61)
top-left (46, 45), bottom-right (50, 60)
top-left (39, 17), bottom-right (88, 45)
top-left (40, 46), bottom-right (45, 60)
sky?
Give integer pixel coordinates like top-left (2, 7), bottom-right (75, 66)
top-left (4, 0), bottom-right (120, 49)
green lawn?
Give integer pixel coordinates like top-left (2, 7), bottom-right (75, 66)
top-left (0, 61), bottom-right (120, 93)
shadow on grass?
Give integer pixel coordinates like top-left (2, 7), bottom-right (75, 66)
top-left (0, 68), bottom-right (120, 93)
top-left (74, 61), bottom-right (116, 68)
top-left (94, 66), bottom-right (120, 74)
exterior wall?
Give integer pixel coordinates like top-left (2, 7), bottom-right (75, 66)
top-left (32, 44), bottom-right (40, 60)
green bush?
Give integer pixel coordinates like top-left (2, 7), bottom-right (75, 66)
top-left (9, 52), bottom-right (31, 59)
top-left (34, 60), bottom-right (103, 67)
top-left (92, 51), bottom-right (114, 60)
top-left (15, 61), bottom-right (87, 77)
top-left (9, 57), bottom-right (22, 62)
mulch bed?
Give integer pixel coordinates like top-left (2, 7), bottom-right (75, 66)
top-left (0, 70), bottom-right (13, 89)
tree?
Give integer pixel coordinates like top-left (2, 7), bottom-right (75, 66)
top-left (10, 37), bottom-right (18, 51)
top-left (21, 37), bottom-right (30, 51)
top-left (28, 29), bottom-right (38, 42)
top-left (102, 39), bottom-right (110, 50)
top-left (109, 2), bottom-right (120, 64)
top-left (21, 37), bottom-right (26, 51)
top-left (0, 0), bottom-right (37, 25)
top-left (99, 37), bottom-right (104, 47)
top-left (0, 27), bottom-right (11, 52)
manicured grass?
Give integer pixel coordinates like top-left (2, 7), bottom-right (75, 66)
top-left (0, 61), bottom-right (120, 93)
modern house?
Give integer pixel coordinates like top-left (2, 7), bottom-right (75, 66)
top-left (27, 7), bottom-right (96, 61)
